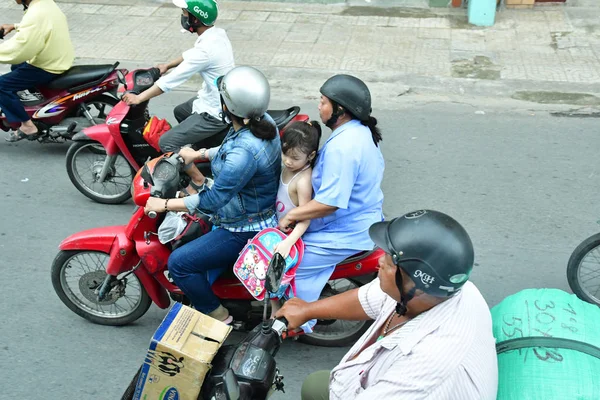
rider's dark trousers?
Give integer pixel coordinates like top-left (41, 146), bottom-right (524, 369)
top-left (157, 96), bottom-right (228, 152)
top-left (0, 62), bottom-right (59, 123)
top-left (168, 228), bottom-right (257, 314)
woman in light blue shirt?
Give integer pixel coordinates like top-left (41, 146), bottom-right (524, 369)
top-left (278, 74), bottom-right (385, 332)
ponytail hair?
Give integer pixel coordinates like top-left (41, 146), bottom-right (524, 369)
top-left (362, 116), bottom-right (382, 146)
top-left (282, 120), bottom-right (322, 168)
top-left (231, 114), bottom-right (277, 141)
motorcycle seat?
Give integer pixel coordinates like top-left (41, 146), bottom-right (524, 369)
top-left (46, 64), bottom-right (117, 91)
top-left (268, 106), bottom-right (300, 130)
top-left (342, 249), bottom-right (377, 262)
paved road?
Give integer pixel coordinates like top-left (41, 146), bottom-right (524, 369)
top-left (1, 92), bottom-right (598, 399)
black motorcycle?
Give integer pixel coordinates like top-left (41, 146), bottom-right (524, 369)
top-left (121, 255), bottom-right (290, 400)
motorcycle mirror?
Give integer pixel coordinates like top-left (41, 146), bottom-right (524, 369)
top-left (265, 253), bottom-right (285, 295)
top-left (140, 163), bottom-right (154, 187)
top-left (116, 70), bottom-right (127, 90)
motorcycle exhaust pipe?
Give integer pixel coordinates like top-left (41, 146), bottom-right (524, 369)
top-left (49, 122), bottom-right (77, 138)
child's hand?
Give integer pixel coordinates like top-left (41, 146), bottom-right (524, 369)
top-left (278, 214), bottom-right (295, 233)
top-left (273, 240), bottom-right (293, 259)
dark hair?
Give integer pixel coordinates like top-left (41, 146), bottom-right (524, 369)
top-left (281, 120), bottom-right (322, 167)
top-left (362, 116), bottom-right (382, 146)
top-left (328, 100), bottom-right (382, 146)
top-left (231, 114), bottom-right (277, 141)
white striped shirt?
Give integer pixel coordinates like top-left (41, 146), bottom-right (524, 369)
top-left (329, 279), bottom-right (498, 400)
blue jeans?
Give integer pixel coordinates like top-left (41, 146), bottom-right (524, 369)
top-left (0, 62), bottom-right (59, 123)
top-left (168, 228), bottom-right (257, 314)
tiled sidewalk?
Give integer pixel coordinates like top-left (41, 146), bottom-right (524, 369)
top-left (1, 0), bottom-right (599, 91)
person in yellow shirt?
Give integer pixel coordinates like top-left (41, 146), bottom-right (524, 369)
top-left (0, 0), bottom-right (74, 142)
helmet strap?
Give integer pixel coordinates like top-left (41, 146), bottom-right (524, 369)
top-left (219, 96), bottom-right (232, 126)
top-left (384, 217), bottom-right (417, 316)
top-left (325, 100), bottom-right (344, 129)
top-left (394, 268), bottom-right (417, 316)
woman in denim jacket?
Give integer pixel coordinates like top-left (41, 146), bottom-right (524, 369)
top-left (144, 66), bottom-right (280, 323)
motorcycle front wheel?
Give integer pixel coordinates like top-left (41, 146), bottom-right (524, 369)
top-left (51, 250), bottom-right (152, 325)
top-left (66, 141), bottom-right (134, 204)
top-left (567, 232), bottom-right (600, 306)
top-left (298, 278), bottom-right (373, 347)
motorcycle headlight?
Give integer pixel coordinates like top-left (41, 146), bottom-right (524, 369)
top-left (153, 159), bottom-right (177, 182)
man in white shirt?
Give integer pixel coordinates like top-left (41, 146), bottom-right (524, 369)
top-left (123, 0), bottom-right (234, 193)
top-left (276, 210), bottom-right (499, 400)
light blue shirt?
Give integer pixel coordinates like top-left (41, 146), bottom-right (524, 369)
top-left (302, 120), bottom-right (385, 250)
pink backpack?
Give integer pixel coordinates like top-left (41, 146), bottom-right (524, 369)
top-left (233, 228), bottom-right (304, 301)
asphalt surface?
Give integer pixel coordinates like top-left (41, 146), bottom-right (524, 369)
top-left (1, 92), bottom-right (598, 399)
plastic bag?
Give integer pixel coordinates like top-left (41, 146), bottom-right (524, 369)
top-left (158, 211), bottom-right (187, 244)
top-left (492, 288), bottom-right (600, 400)
top-left (142, 116), bottom-right (171, 152)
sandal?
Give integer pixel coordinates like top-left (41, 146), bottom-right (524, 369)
top-left (5, 129), bottom-right (41, 142)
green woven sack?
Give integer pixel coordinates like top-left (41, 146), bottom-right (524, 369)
top-left (492, 288), bottom-right (600, 400)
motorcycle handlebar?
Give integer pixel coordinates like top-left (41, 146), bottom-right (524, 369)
top-left (148, 67), bottom-right (161, 82)
top-left (148, 211), bottom-right (157, 219)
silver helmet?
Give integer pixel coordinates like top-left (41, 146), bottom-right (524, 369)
top-left (217, 66), bottom-right (270, 119)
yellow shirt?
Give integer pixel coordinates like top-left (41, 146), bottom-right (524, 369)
top-left (0, 0), bottom-right (74, 74)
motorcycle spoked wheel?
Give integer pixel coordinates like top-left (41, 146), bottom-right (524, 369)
top-left (298, 278), bottom-right (373, 347)
top-left (567, 232), bottom-right (600, 306)
top-left (66, 140), bottom-right (135, 204)
top-left (51, 250), bottom-right (152, 325)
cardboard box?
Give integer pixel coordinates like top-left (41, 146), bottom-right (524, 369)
top-left (133, 303), bottom-right (232, 400)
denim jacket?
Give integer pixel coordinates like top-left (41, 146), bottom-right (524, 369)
top-left (187, 114), bottom-right (281, 228)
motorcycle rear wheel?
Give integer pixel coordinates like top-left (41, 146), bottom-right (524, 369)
top-left (567, 232), bottom-right (600, 306)
top-left (66, 141), bottom-right (134, 204)
top-left (51, 250), bottom-right (152, 325)
top-left (298, 278), bottom-right (373, 347)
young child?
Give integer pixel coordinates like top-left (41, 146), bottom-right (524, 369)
top-left (271, 120), bottom-right (321, 314)
top-left (274, 120), bottom-right (321, 257)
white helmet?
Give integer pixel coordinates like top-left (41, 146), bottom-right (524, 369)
top-left (217, 66), bottom-right (270, 119)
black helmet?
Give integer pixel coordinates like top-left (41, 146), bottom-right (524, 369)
top-left (369, 210), bottom-right (474, 300)
top-left (319, 74), bottom-right (371, 122)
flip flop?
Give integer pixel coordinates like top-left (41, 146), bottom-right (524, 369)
top-left (5, 129), bottom-right (41, 142)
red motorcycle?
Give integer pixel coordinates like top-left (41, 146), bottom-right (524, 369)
top-left (51, 152), bottom-right (382, 347)
top-left (65, 67), bottom-right (306, 205)
top-left (0, 30), bottom-right (125, 141)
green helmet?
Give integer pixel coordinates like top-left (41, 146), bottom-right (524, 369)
top-left (172, 0), bottom-right (218, 26)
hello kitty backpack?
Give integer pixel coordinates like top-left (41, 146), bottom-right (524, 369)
top-left (232, 228), bottom-right (304, 301)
